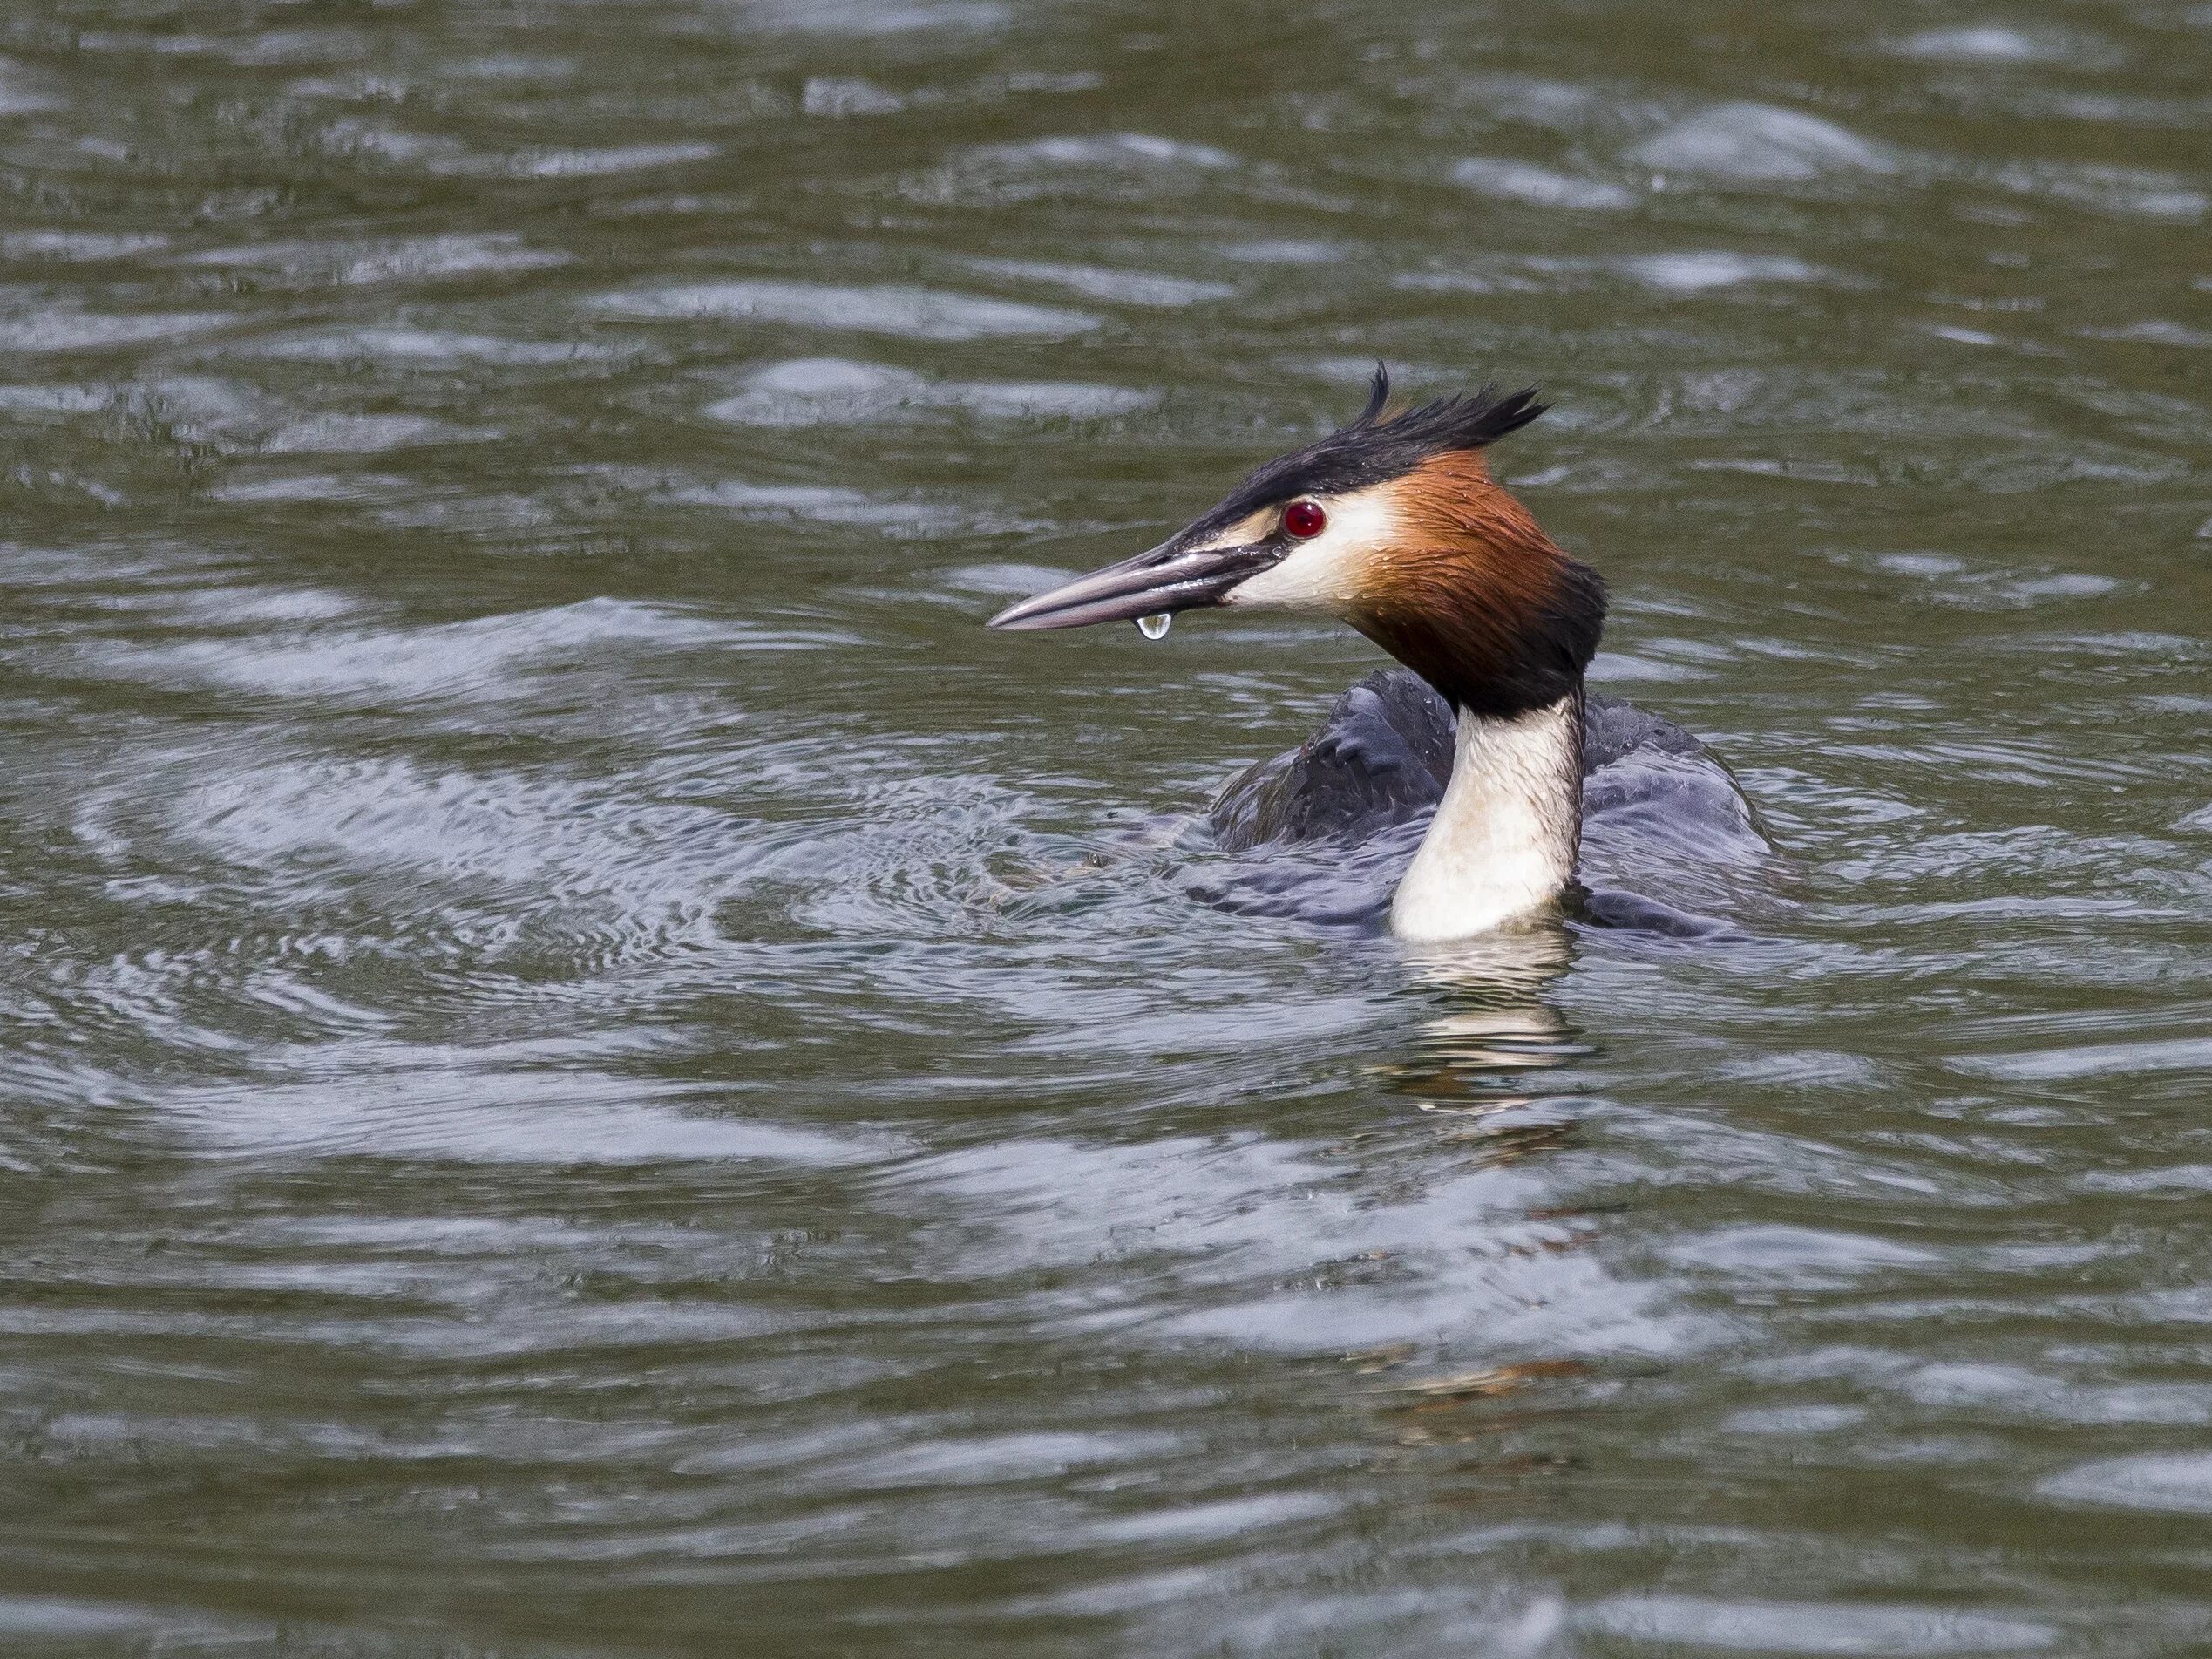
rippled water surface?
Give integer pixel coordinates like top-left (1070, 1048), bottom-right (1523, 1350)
top-left (3, 2), bottom-right (2210, 1653)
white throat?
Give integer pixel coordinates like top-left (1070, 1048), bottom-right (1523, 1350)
top-left (1388, 694), bottom-right (1583, 942)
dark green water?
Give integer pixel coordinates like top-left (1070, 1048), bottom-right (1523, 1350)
top-left (3, 3), bottom-right (2210, 1654)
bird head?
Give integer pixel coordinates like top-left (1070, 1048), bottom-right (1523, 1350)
top-left (987, 367), bottom-right (1605, 718)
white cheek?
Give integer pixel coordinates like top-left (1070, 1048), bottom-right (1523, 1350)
top-left (1220, 493), bottom-right (1394, 613)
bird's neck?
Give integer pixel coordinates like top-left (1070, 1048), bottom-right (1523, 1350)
top-left (1388, 689), bottom-right (1583, 942)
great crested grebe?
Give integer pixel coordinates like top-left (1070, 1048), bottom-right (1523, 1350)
top-left (988, 370), bottom-right (1761, 941)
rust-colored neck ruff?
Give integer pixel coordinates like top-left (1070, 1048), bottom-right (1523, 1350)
top-left (1344, 452), bottom-right (1605, 720)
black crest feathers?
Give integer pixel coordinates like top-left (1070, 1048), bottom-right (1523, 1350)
top-left (1182, 367), bottom-right (1548, 541)
top-left (1346, 364), bottom-right (1547, 457)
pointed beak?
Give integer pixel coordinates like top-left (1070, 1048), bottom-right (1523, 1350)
top-left (987, 537), bottom-right (1278, 632)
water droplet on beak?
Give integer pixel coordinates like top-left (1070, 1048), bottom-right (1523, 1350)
top-left (1136, 613), bottom-right (1171, 641)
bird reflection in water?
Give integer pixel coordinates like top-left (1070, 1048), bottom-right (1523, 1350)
top-left (1380, 926), bottom-right (1589, 1168)
top-left (1346, 926), bottom-right (1609, 1451)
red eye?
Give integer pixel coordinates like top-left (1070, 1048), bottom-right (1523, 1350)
top-left (1283, 499), bottom-right (1327, 539)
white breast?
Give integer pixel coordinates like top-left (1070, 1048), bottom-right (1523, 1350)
top-left (1389, 695), bottom-right (1581, 942)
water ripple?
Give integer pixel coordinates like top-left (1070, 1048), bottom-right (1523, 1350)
top-left (588, 280), bottom-right (1098, 339)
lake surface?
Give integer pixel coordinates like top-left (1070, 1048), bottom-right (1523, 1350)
top-left (3, 2), bottom-right (2209, 1654)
